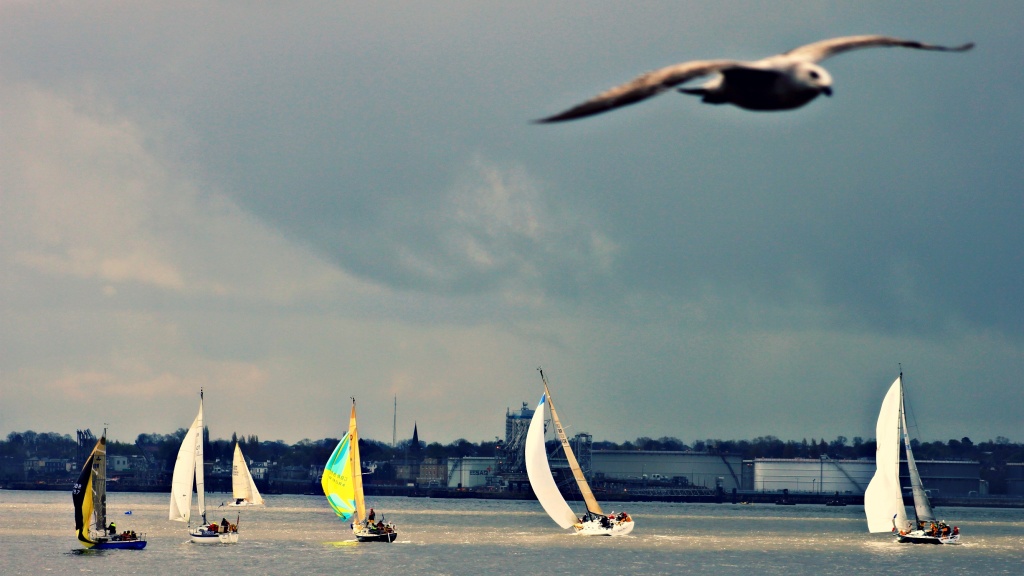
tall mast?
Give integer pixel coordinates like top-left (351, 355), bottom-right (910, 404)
top-left (538, 369), bottom-right (603, 516)
top-left (899, 371), bottom-right (935, 522)
top-left (349, 398), bottom-right (366, 528)
top-left (95, 428), bottom-right (108, 534)
top-left (196, 389), bottom-right (207, 525)
top-left (393, 395), bottom-right (397, 448)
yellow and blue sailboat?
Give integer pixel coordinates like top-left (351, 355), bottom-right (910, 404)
top-left (72, 434), bottom-right (146, 550)
top-left (322, 398), bottom-right (397, 543)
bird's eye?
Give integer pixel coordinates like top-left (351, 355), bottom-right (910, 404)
top-left (809, 71), bottom-right (820, 79)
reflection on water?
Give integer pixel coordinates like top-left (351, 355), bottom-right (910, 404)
top-left (1, 491), bottom-right (1022, 575)
top-left (324, 540), bottom-right (360, 548)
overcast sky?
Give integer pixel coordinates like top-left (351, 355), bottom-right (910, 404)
top-left (2, 2), bottom-right (1020, 448)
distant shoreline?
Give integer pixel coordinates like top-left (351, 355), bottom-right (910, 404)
top-left (6, 483), bottom-right (1022, 509)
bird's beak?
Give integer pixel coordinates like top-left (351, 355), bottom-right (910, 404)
top-left (821, 87), bottom-right (833, 97)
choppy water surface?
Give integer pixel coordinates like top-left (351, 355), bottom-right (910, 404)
top-left (1, 491), bottom-right (1021, 575)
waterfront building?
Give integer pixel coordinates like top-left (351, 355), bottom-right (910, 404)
top-left (1004, 462), bottom-right (1024, 496)
top-left (447, 456), bottom-right (498, 489)
top-left (591, 451), bottom-right (744, 492)
top-left (741, 457), bottom-right (981, 496)
top-left (744, 458), bottom-right (872, 494)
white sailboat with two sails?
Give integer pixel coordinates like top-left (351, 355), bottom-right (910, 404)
top-left (526, 369), bottom-right (634, 536)
top-left (864, 372), bottom-right (960, 544)
top-left (169, 390), bottom-right (240, 544)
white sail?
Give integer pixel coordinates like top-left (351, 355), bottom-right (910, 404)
top-left (232, 443), bottom-right (264, 506)
top-left (525, 393), bottom-right (579, 529)
top-left (900, 385), bottom-right (935, 523)
top-left (169, 395), bottom-right (204, 523)
top-left (864, 377), bottom-right (909, 533)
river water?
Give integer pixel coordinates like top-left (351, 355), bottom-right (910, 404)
top-left (1, 490), bottom-right (1021, 575)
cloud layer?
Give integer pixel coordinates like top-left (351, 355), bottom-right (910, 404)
top-left (2, 2), bottom-right (1021, 445)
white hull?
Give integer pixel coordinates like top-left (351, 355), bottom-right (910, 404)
top-left (226, 501), bottom-right (259, 507)
top-left (190, 527), bottom-right (239, 544)
top-left (575, 518), bottom-right (635, 536)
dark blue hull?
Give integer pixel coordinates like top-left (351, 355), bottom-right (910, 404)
top-left (92, 540), bottom-right (147, 550)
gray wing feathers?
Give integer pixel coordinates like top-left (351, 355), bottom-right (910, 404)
top-left (783, 35), bottom-right (974, 63)
top-left (537, 59), bottom-right (739, 123)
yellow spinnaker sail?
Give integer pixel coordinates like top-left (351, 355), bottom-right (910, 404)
top-left (72, 439), bottom-right (103, 547)
top-left (323, 399), bottom-right (365, 526)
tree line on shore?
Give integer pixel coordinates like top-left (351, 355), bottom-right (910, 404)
top-left (4, 429), bottom-right (1022, 492)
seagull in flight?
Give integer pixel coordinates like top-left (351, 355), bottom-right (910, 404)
top-left (536, 35), bottom-right (973, 122)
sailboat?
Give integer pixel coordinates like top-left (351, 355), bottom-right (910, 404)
top-left (169, 390), bottom-right (240, 544)
top-left (864, 372), bottom-right (960, 544)
top-left (322, 398), bottom-right (397, 543)
top-left (525, 369), bottom-right (634, 536)
top-left (228, 443), bottom-right (265, 507)
top-left (71, 433), bottom-right (146, 550)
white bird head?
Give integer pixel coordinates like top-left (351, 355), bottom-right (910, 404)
top-left (794, 62), bottom-right (833, 96)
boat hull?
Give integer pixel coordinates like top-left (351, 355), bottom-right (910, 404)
top-left (897, 531), bottom-right (960, 545)
top-left (190, 528), bottom-right (239, 544)
top-left (575, 518), bottom-right (635, 536)
top-left (91, 539), bottom-right (147, 550)
top-left (355, 530), bottom-right (398, 543)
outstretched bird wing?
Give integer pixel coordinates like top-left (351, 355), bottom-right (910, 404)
top-left (780, 35), bottom-right (974, 63)
top-left (536, 59), bottom-right (740, 123)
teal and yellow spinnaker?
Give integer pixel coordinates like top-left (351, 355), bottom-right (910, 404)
top-left (322, 400), bottom-right (364, 524)
top-left (322, 432), bottom-right (356, 520)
